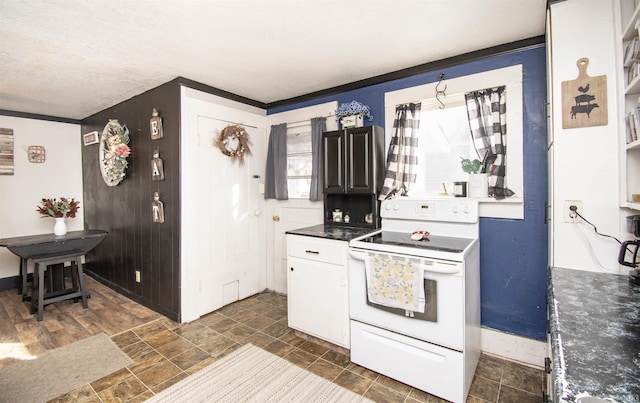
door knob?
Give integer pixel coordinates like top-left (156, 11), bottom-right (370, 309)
top-left (273, 215), bottom-right (280, 222)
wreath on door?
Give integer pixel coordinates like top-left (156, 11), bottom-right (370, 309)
top-left (214, 124), bottom-right (252, 165)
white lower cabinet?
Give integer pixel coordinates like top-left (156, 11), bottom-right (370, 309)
top-left (286, 235), bottom-right (350, 348)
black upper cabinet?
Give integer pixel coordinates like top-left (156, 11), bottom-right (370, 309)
top-left (322, 125), bottom-right (384, 194)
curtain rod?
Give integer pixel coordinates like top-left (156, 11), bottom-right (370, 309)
top-left (285, 113), bottom-right (336, 128)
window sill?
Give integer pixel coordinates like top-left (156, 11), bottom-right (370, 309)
top-left (478, 196), bottom-right (523, 219)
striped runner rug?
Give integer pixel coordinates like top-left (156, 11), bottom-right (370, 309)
top-left (147, 343), bottom-right (372, 402)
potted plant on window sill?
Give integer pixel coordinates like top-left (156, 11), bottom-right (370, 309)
top-left (460, 157), bottom-right (488, 198)
top-left (335, 101), bottom-right (373, 129)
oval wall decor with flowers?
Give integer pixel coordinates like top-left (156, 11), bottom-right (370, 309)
top-left (214, 124), bottom-right (252, 165)
top-left (99, 119), bottom-right (131, 186)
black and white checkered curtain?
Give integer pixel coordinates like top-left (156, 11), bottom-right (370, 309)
top-left (379, 103), bottom-right (421, 200)
top-left (465, 86), bottom-right (514, 199)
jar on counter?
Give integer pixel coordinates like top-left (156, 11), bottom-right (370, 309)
top-left (332, 209), bottom-right (343, 222)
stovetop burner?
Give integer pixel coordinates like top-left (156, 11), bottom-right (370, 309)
top-left (358, 231), bottom-right (474, 253)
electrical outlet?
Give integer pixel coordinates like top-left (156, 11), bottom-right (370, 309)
top-left (564, 200), bottom-right (582, 223)
top-left (135, 270), bottom-right (141, 283)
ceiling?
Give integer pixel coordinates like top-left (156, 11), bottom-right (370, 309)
top-left (0, 0), bottom-right (547, 121)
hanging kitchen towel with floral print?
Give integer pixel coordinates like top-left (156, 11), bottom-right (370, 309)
top-left (364, 253), bottom-right (425, 313)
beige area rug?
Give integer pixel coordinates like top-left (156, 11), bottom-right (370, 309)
top-left (0, 333), bottom-right (133, 403)
top-left (147, 343), bottom-right (372, 402)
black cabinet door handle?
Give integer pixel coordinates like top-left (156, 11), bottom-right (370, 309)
top-left (305, 250), bottom-right (319, 254)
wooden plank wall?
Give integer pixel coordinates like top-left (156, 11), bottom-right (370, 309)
top-left (80, 80), bottom-right (181, 321)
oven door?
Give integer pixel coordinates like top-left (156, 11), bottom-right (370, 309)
top-left (348, 247), bottom-right (464, 351)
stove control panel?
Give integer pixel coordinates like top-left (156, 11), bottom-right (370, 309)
top-left (381, 198), bottom-right (478, 223)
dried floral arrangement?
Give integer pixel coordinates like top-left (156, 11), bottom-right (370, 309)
top-left (101, 120), bottom-right (131, 185)
top-left (214, 124), bottom-right (252, 165)
top-left (335, 101), bottom-right (373, 120)
top-left (36, 197), bottom-right (80, 218)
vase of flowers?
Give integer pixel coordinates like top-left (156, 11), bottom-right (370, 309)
top-left (53, 218), bottom-right (67, 236)
top-left (336, 101), bottom-right (373, 129)
top-left (36, 197), bottom-right (80, 236)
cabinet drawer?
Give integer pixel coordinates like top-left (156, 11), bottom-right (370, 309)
top-left (287, 235), bottom-right (347, 266)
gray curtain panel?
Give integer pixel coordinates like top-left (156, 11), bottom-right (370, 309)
top-left (465, 86), bottom-right (514, 199)
top-left (264, 123), bottom-right (288, 200)
top-left (379, 103), bottom-right (421, 200)
top-left (309, 117), bottom-right (327, 201)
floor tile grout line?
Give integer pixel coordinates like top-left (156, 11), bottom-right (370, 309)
top-left (44, 290), bottom-right (544, 402)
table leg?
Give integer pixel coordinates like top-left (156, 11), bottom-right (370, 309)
top-left (37, 263), bottom-right (44, 321)
top-left (30, 263), bottom-right (38, 315)
top-left (74, 257), bottom-right (88, 309)
top-left (19, 258), bottom-right (27, 297)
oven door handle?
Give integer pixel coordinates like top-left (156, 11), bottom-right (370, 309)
top-left (349, 250), bottom-right (369, 261)
top-left (350, 250), bottom-right (461, 275)
top-left (413, 263), bottom-right (461, 275)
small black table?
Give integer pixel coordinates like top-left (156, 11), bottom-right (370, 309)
top-left (0, 230), bottom-right (107, 320)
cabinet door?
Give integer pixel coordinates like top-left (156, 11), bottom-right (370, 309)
top-left (346, 127), bottom-right (374, 193)
top-left (287, 257), bottom-right (348, 347)
top-left (322, 130), bottom-right (345, 193)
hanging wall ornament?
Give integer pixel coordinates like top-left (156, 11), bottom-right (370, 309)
top-left (150, 108), bottom-right (163, 140)
top-left (214, 124), bottom-right (252, 165)
top-left (151, 150), bottom-right (165, 181)
top-left (152, 192), bottom-right (165, 223)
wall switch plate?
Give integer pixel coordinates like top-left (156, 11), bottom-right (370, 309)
top-left (135, 270), bottom-right (141, 283)
top-left (564, 200), bottom-right (582, 223)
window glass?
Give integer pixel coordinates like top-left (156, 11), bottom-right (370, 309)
top-left (286, 128), bottom-right (312, 199)
top-left (384, 65), bottom-right (523, 219)
top-left (413, 103), bottom-right (477, 196)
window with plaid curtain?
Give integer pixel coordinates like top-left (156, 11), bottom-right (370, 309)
top-left (465, 86), bottom-right (514, 199)
top-left (379, 103), bottom-right (421, 200)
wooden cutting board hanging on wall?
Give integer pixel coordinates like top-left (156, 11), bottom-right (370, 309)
top-left (561, 57), bottom-right (607, 129)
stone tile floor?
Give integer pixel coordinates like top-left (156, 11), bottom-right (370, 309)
top-left (50, 291), bottom-right (545, 402)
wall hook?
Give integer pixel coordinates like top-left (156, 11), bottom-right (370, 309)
top-left (436, 73), bottom-right (447, 109)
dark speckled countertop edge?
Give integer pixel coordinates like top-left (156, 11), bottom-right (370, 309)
top-left (285, 224), bottom-right (379, 242)
top-left (547, 269), bottom-right (569, 403)
top-left (548, 266), bottom-right (640, 403)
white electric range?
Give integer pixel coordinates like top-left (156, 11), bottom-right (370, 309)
top-left (348, 197), bottom-right (480, 403)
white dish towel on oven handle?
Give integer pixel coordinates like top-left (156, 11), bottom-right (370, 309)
top-left (364, 252), bottom-right (425, 313)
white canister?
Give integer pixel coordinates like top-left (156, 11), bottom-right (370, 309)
top-left (468, 173), bottom-right (488, 198)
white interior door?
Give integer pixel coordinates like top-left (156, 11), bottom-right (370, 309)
top-left (180, 87), bottom-right (267, 322)
top-left (264, 101), bottom-right (338, 294)
top-left (197, 115), bottom-right (265, 304)
top-left (270, 200), bottom-right (323, 293)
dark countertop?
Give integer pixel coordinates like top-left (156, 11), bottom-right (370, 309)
top-left (548, 267), bottom-right (640, 402)
top-left (285, 224), bottom-right (378, 242)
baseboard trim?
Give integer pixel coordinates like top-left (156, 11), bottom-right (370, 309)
top-left (0, 275), bottom-right (22, 291)
top-left (480, 327), bottom-right (546, 369)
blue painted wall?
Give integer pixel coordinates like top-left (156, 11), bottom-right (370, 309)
top-left (269, 45), bottom-right (549, 341)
